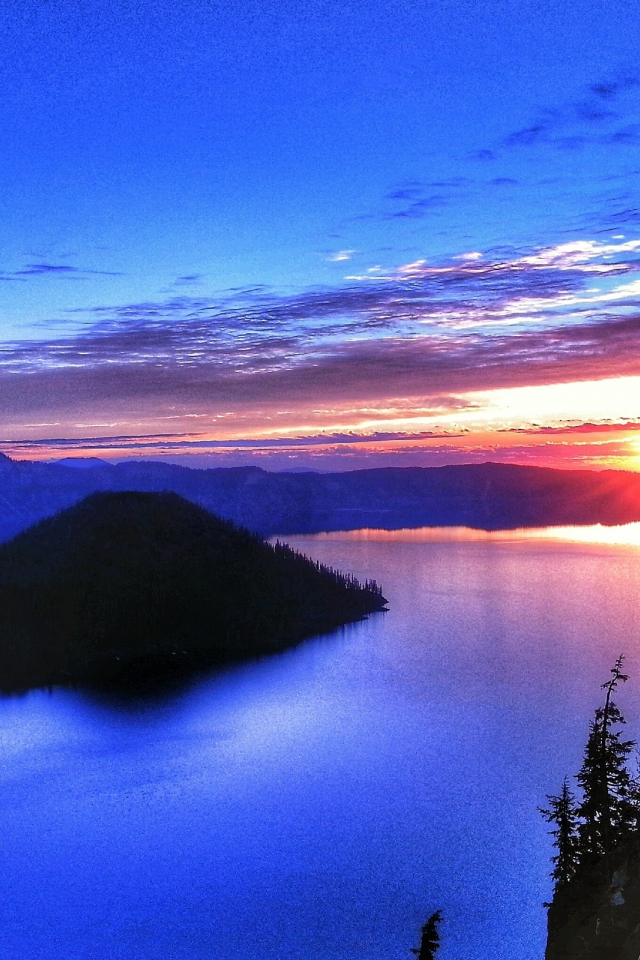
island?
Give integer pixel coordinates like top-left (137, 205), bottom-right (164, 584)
top-left (0, 491), bottom-right (387, 692)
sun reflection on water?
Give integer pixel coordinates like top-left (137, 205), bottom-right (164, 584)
top-left (529, 523), bottom-right (640, 546)
top-left (309, 523), bottom-right (640, 547)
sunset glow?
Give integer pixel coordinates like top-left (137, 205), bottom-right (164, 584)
top-left (1, 2), bottom-right (639, 473)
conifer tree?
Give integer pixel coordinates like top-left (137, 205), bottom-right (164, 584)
top-left (539, 777), bottom-right (580, 893)
top-left (411, 911), bottom-right (442, 960)
top-left (576, 656), bottom-right (636, 860)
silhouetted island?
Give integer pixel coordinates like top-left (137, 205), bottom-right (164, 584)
top-left (0, 491), bottom-right (386, 692)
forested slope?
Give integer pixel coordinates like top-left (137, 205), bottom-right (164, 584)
top-left (0, 491), bottom-right (386, 691)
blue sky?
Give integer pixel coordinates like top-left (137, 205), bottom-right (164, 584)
top-left (1, 0), bottom-right (640, 469)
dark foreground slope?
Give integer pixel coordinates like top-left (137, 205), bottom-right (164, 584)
top-left (2, 455), bottom-right (640, 542)
top-left (0, 492), bottom-right (386, 691)
top-left (546, 844), bottom-right (640, 960)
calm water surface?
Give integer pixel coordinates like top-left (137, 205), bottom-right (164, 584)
top-left (1, 526), bottom-right (640, 959)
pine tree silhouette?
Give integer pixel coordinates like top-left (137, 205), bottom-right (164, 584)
top-left (539, 777), bottom-right (580, 894)
top-left (576, 655), bottom-right (636, 860)
top-left (411, 911), bottom-right (442, 959)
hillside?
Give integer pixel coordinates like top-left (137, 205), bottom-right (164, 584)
top-left (0, 491), bottom-right (386, 691)
top-left (542, 658), bottom-right (640, 960)
top-left (1, 455), bottom-right (640, 543)
top-left (545, 845), bottom-right (640, 960)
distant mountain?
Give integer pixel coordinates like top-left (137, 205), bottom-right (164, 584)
top-left (0, 491), bottom-right (386, 691)
top-left (46, 457), bottom-right (115, 469)
top-left (1, 454), bottom-right (640, 543)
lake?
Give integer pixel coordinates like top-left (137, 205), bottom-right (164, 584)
top-left (1, 525), bottom-right (640, 959)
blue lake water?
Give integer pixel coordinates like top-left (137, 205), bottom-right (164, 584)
top-left (1, 525), bottom-right (640, 959)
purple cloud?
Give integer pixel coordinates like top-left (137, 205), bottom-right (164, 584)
top-left (1, 240), bottom-right (640, 425)
top-left (511, 421), bottom-right (640, 435)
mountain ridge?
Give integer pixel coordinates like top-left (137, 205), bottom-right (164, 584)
top-left (1, 457), bottom-right (640, 542)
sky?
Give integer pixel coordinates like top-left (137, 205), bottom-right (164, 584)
top-left (1, 0), bottom-right (640, 472)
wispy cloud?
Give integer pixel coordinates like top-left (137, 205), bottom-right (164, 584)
top-left (326, 250), bottom-right (357, 262)
top-left (385, 195), bottom-right (451, 220)
top-left (512, 421), bottom-right (640, 435)
top-left (495, 72), bottom-right (640, 155)
top-left (0, 262), bottom-right (124, 280)
top-left (172, 274), bottom-right (204, 286)
top-left (4, 430), bottom-right (636, 472)
top-left (378, 178), bottom-right (474, 221)
top-left (0, 428), bottom-right (465, 454)
top-left (1, 238), bottom-right (639, 431)
top-left (16, 264), bottom-right (80, 276)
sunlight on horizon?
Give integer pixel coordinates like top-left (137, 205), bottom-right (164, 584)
top-left (306, 523), bottom-right (640, 547)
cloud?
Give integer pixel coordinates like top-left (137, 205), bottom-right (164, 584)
top-left (590, 76), bottom-right (640, 101)
top-left (385, 195), bottom-right (450, 219)
top-left (380, 177), bottom-right (475, 221)
top-left (0, 428), bottom-right (466, 454)
top-left (604, 125), bottom-right (640, 146)
top-left (4, 431), bottom-right (634, 472)
top-left (16, 264), bottom-right (79, 276)
top-left (1, 238), bottom-right (640, 424)
top-left (469, 149), bottom-right (495, 162)
top-left (173, 274), bottom-right (204, 286)
top-left (504, 123), bottom-right (549, 148)
top-left (475, 72), bottom-right (640, 158)
top-left (600, 205), bottom-right (640, 229)
top-left (326, 250), bottom-right (356, 262)
top-left (9, 263), bottom-right (124, 279)
top-left (363, 72), bottom-right (640, 248)
top-left (453, 252), bottom-right (483, 261)
top-left (385, 186), bottom-right (426, 201)
top-left (512, 421), bottom-right (640, 435)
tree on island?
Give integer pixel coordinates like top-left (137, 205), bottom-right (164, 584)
top-left (411, 910), bottom-right (442, 959)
